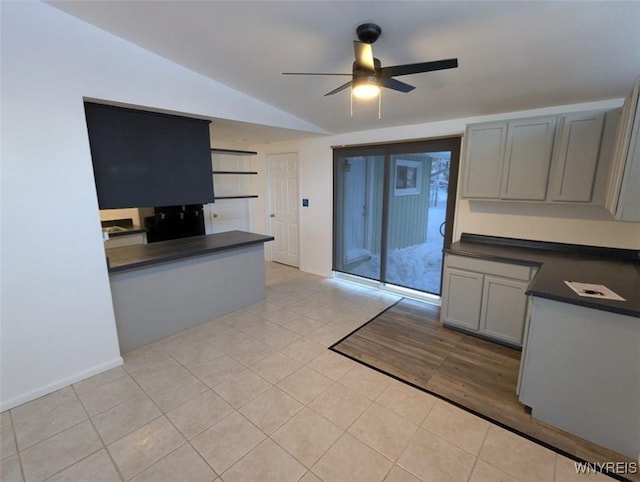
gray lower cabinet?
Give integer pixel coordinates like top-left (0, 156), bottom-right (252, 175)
top-left (479, 275), bottom-right (529, 345)
top-left (441, 255), bottom-right (532, 346)
top-left (441, 268), bottom-right (484, 331)
top-left (519, 297), bottom-right (640, 459)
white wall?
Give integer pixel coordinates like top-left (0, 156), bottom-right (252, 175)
top-left (251, 100), bottom-right (640, 278)
top-left (0, 2), bottom-right (322, 410)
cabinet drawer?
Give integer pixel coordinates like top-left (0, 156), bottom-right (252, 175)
top-left (445, 254), bottom-right (532, 281)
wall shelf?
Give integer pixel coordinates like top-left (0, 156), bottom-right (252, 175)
top-left (213, 171), bottom-right (258, 175)
top-left (214, 195), bottom-right (259, 200)
top-left (210, 148), bottom-right (258, 156)
top-left (211, 150), bottom-right (258, 202)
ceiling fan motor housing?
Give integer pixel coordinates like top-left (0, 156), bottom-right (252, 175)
top-left (356, 23), bottom-right (382, 44)
top-left (352, 58), bottom-right (381, 77)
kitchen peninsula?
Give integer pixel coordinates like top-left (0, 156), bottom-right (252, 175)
top-left (443, 233), bottom-right (640, 460)
top-left (106, 231), bottom-right (273, 352)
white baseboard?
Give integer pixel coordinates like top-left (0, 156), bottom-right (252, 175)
top-left (0, 356), bottom-right (123, 412)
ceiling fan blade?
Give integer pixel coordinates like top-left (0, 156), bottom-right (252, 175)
top-left (379, 58), bottom-right (458, 78)
top-left (379, 77), bottom-right (415, 93)
top-left (354, 41), bottom-right (375, 73)
top-left (324, 81), bottom-right (353, 96)
top-left (283, 72), bottom-right (352, 76)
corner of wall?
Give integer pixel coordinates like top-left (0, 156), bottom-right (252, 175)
top-left (0, 356), bottom-right (123, 412)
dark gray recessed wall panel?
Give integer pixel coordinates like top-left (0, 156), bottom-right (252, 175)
top-left (84, 102), bottom-right (214, 208)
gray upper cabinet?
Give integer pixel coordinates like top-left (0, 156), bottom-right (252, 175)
top-left (501, 117), bottom-right (556, 200)
top-left (549, 111), bottom-right (605, 203)
top-left (462, 122), bottom-right (506, 199)
top-left (606, 75), bottom-right (640, 222)
top-left (462, 110), bottom-right (614, 205)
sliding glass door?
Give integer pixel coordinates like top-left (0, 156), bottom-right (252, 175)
top-left (334, 153), bottom-right (384, 282)
top-left (333, 138), bottom-right (460, 296)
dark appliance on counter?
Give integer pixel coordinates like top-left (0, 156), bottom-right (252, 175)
top-left (144, 204), bottom-right (205, 243)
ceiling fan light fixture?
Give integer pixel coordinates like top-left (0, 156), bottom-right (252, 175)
top-left (284, 22), bottom-right (458, 109)
top-left (352, 76), bottom-right (380, 100)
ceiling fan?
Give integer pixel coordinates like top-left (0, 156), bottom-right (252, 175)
top-left (283, 23), bottom-right (458, 99)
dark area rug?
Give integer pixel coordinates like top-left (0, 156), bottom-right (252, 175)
top-left (330, 298), bottom-right (636, 482)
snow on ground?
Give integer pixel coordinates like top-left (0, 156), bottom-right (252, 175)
top-left (350, 189), bottom-right (447, 295)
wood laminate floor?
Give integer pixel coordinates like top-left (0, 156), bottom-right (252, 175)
top-left (331, 298), bottom-right (638, 482)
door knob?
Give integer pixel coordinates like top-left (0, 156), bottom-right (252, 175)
top-left (213, 213), bottom-right (218, 218)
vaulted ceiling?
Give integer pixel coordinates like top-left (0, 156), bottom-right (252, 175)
top-left (50, 1), bottom-right (640, 144)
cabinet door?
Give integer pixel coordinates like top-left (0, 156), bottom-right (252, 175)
top-left (462, 122), bottom-right (507, 199)
top-left (617, 89), bottom-right (640, 222)
top-left (606, 76), bottom-right (640, 221)
top-left (618, 115), bottom-right (640, 221)
top-left (501, 117), bottom-right (556, 200)
top-left (479, 275), bottom-right (529, 346)
top-left (549, 112), bottom-right (605, 202)
top-left (441, 268), bottom-right (483, 331)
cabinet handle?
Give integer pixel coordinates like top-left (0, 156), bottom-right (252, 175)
top-left (213, 213), bottom-right (218, 218)
top-left (269, 214), bottom-right (275, 218)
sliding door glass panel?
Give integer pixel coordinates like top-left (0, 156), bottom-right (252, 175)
top-left (384, 152), bottom-right (451, 294)
top-left (333, 138), bottom-right (459, 296)
top-left (333, 154), bottom-right (384, 280)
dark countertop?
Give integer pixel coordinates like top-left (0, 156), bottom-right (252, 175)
top-left (106, 230), bottom-right (274, 273)
top-left (447, 234), bottom-right (640, 317)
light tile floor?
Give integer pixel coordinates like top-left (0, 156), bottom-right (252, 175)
top-left (0, 262), bottom-right (612, 481)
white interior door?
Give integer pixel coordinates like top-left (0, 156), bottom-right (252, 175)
top-left (268, 152), bottom-right (299, 267)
